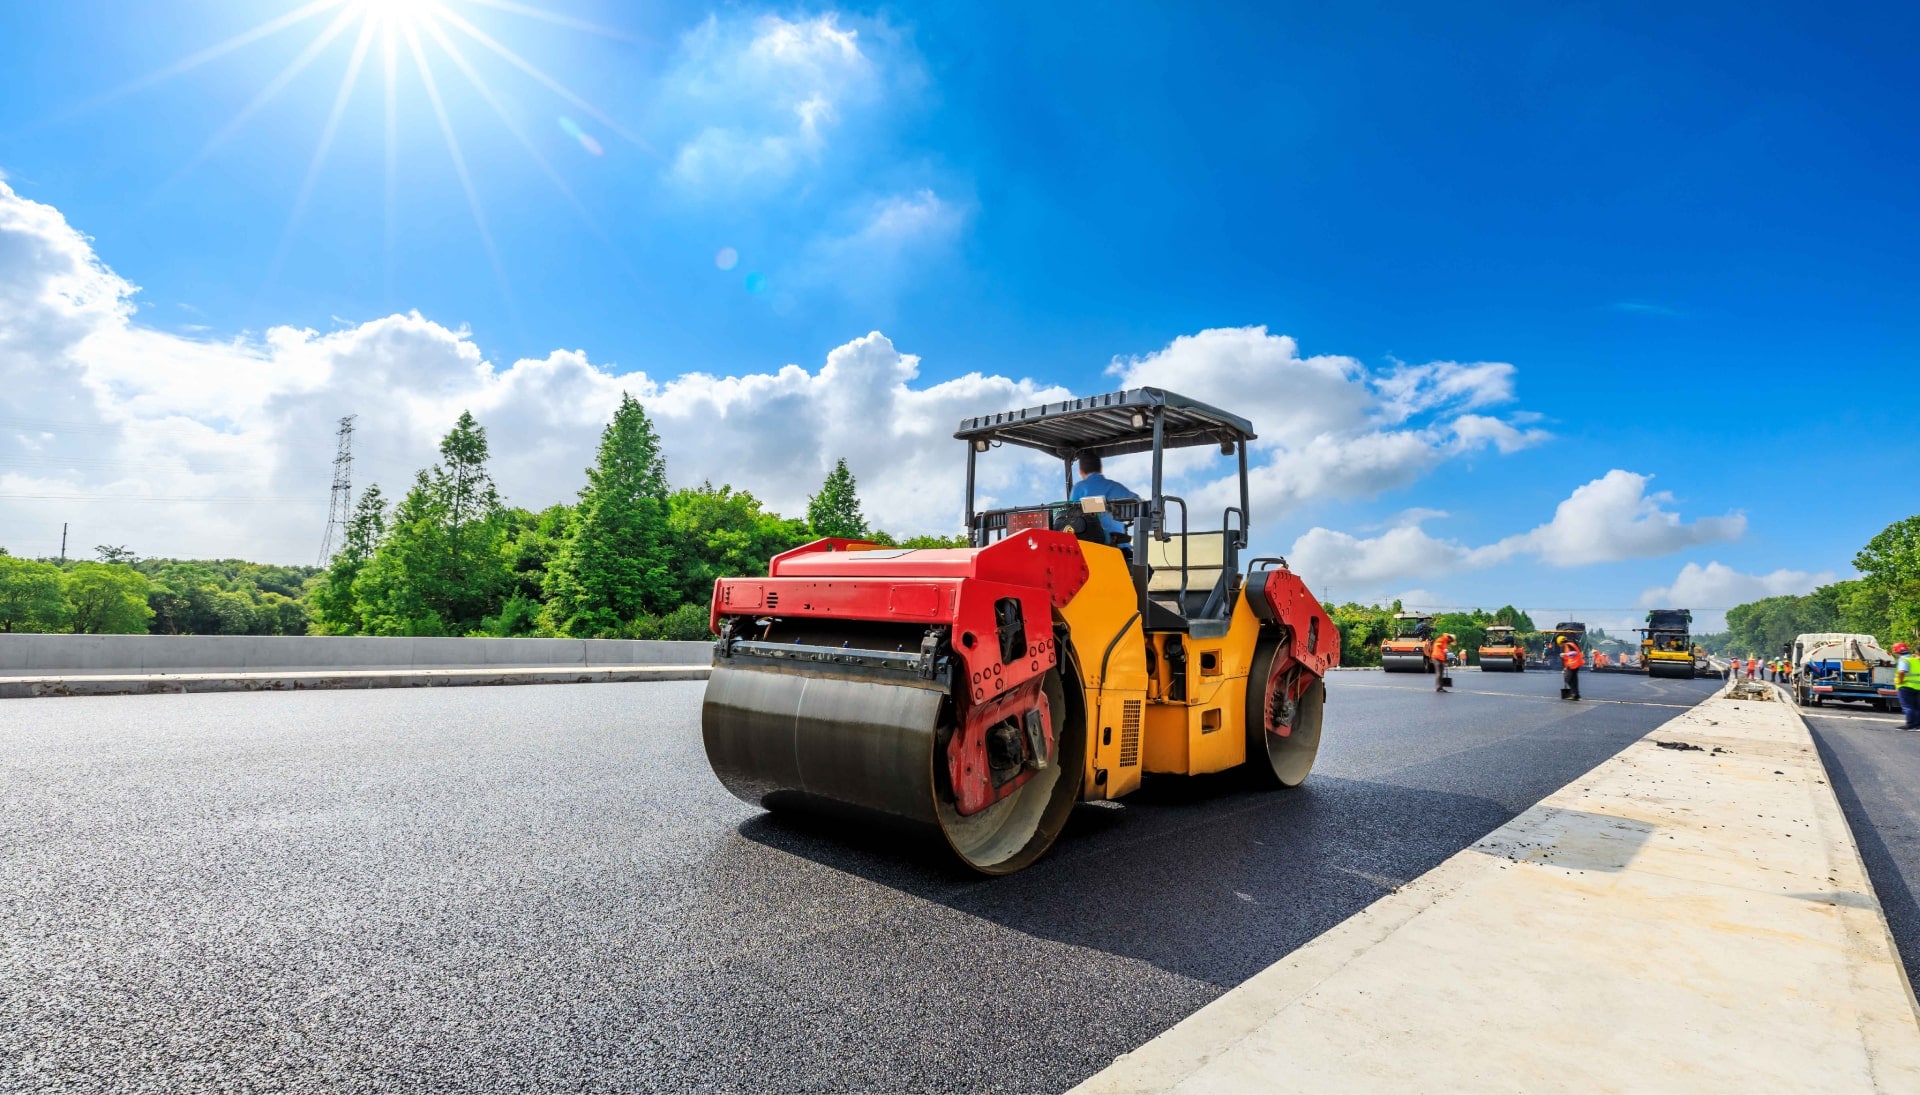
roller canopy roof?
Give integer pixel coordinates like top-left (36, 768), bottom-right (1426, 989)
top-left (953, 387), bottom-right (1256, 460)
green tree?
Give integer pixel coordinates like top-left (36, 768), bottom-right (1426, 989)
top-left (1324, 600), bottom-right (1403, 667)
top-left (64, 562), bottom-right (154, 634)
top-left (502, 504), bottom-right (573, 605)
top-left (1721, 587), bottom-right (1849, 658)
top-left (95, 544), bottom-right (136, 564)
top-left (0, 557), bottom-right (68, 632)
top-left (473, 505), bottom-right (574, 637)
top-left (1433, 608), bottom-right (1495, 664)
top-left (807, 458), bottom-right (869, 539)
top-left (1490, 605), bottom-right (1536, 631)
top-left (543, 394), bottom-right (677, 636)
top-left (355, 413), bottom-right (511, 635)
top-left (898, 533), bottom-right (969, 548)
top-left (308, 485), bottom-right (388, 634)
top-left (665, 482), bottom-right (810, 605)
top-left (1853, 515), bottom-right (1920, 643)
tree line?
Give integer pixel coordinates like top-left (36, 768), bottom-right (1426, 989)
top-left (0, 396), bottom-right (958, 638)
top-left (307, 398), bottom-right (959, 640)
top-left (1694, 515), bottom-right (1919, 658)
top-left (8, 409), bottom-right (1912, 656)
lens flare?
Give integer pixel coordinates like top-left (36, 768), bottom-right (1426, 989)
top-left (557, 116), bottom-right (604, 156)
top-left (715, 247), bottom-right (739, 271)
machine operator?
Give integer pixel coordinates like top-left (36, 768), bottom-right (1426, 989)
top-left (1069, 453), bottom-right (1139, 546)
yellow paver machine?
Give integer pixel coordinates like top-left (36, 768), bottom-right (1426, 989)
top-left (701, 388), bottom-right (1339, 873)
top-left (1638, 609), bottom-right (1695, 679)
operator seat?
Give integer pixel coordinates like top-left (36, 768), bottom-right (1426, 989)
top-left (1144, 532), bottom-right (1233, 638)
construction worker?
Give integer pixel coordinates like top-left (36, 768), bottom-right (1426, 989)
top-left (1896, 643), bottom-right (1920, 732)
top-left (1068, 453), bottom-right (1139, 545)
top-left (1746, 655), bottom-right (1757, 680)
top-left (1560, 639), bottom-right (1584, 700)
top-left (1433, 632), bottom-right (1454, 692)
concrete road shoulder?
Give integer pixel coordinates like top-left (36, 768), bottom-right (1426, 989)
top-left (1075, 683), bottom-right (1920, 1093)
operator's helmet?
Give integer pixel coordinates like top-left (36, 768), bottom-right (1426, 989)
top-left (1896, 642), bottom-right (1911, 655)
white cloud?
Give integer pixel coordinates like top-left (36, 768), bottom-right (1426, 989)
top-left (663, 13), bottom-right (898, 191)
top-left (0, 174), bottom-right (1066, 559)
top-left (1102, 327), bottom-right (1547, 528)
top-left (1288, 524), bottom-right (1475, 590)
top-left (1483, 470), bottom-right (1744, 567)
top-left (0, 180), bottom-right (1553, 565)
top-left (1448, 413), bottom-right (1551, 455)
top-left (1279, 470), bottom-right (1749, 596)
top-left (797, 187), bottom-right (967, 300)
top-left (1639, 561), bottom-right (1838, 632)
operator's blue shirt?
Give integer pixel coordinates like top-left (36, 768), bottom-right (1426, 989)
top-left (1068, 472), bottom-right (1138, 539)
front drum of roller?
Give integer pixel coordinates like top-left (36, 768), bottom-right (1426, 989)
top-left (701, 661), bottom-right (1083, 874)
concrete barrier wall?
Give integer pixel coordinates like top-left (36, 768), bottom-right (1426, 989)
top-left (0, 634), bottom-right (712, 677)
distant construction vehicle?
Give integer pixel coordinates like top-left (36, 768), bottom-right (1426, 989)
top-left (1792, 633), bottom-right (1898, 711)
top-left (1380, 612), bottom-right (1437, 672)
top-left (1552, 622), bottom-right (1588, 652)
top-left (1477, 625), bottom-right (1526, 672)
top-left (1638, 609), bottom-right (1695, 679)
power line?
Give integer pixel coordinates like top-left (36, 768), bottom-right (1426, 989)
top-left (317, 414), bottom-right (356, 565)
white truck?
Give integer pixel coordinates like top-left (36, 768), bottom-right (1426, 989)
top-left (1791, 632), bottom-right (1899, 711)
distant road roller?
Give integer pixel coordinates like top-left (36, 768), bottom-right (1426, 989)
top-left (1477, 625), bottom-right (1526, 671)
top-left (701, 388), bottom-right (1339, 874)
top-left (1638, 609), bottom-right (1694, 679)
top-left (1380, 612), bottom-right (1437, 672)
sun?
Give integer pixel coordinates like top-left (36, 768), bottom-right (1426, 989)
top-left (354, 0), bottom-right (440, 29)
top-left (62, 0), bottom-right (649, 313)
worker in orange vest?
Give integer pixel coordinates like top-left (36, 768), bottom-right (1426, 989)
top-left (1746, 655), bottom-right (1757, 680)
top-left (1432, 633), bottom-right (1454, 692)
top-left (1560, 639), bottom-right (1585, 700)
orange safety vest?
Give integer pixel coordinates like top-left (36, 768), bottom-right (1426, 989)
top-left (1561, 646), bottom-right (1585, 669)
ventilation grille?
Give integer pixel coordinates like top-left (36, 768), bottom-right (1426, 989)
top-left (1118, 700), bottom-right (1142, 767)
top-left (764, 591), bottom-right (779, 609)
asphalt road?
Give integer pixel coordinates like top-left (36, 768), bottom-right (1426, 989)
top-left (4, 668), bottom-right (1720, 1092)
top-left (1804, 703), bottom-right (1920, 991)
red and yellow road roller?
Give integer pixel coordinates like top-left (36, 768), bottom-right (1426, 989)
top-left (701, 388), bottom-right (1338, 873)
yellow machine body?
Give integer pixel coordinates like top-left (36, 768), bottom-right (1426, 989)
top-left (1059, 540), bottom-right (1271, 799)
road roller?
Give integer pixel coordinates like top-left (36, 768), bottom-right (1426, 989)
top-left (1638, 609), bottom-right (1695, 679)
top-left (701, 387), bottom-right (1339, 874)
top-left (1379, 612), bottom-right (1436, 672)
top-left (1477, 625), bottom-right (1526, 671)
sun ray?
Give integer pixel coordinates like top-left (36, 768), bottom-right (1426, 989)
top-left (24, 0), bottom-right (347, 134)
top-left (382, 23), bottom-right (399, 309)
top-left (403, 19), bottom-right (517, 321)
top-left (159, 3), bottom-right (364, 194)
top-left (267, 17), bottom-right (380, 285)
top-left (420, 16), bottom-right (650, 293)
top-left (459, 0), bottom-right (650, 45)
top-left (430, 3), bottom-right (653, 153)
top-left (421, 19), bottom-right (585, 216)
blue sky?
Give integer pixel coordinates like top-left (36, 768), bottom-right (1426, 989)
top-left (0, 0), bottom-right (1913, 632)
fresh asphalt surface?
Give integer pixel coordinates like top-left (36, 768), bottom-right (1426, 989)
top-left (1803, 701), bottom-right (1920, 992)
top-left (5, 668), bottom-right (1721, 1092)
